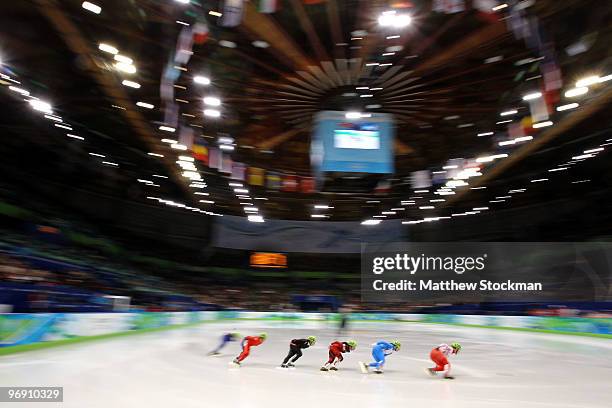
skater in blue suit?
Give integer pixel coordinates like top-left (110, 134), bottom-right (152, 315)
top-left (207, 332), bottom-right (241, 356)
top-left (359, 340), bottom-right (401, 373)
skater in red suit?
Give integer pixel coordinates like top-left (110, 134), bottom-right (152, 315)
top-left (320, 340), bottom-right (356, 371)
top-left (425, 342), bottom-right (461, 379)
top-left (232, 333), bottom-right (267, 365)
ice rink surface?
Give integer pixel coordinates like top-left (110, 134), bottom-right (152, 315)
top-left (1, 320), bottom-right (611, 408)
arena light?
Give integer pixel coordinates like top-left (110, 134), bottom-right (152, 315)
top-left (121, 80), bottom-right (140, 89)
top-left (204, 109), bottom-right (221, 117)
top-left (557, 103), bottom-right (579, 111)
top-left (194, 75), bottom-right (211, 85)
top-left (203, 97), bottom-right (221, 106)
top-left (564, 87), bottom-right (588, 98)
top-left (98, 43), bottom-right (118, 54)
top-left (136, 101), bottom-right (154, 109)
top-left (345, 111), bottom-right (362, 119)
top-left (171, 143), bottom-right (188, 150)
top-left (234, 188), bottom-right (249, 194)
top-left (575, 75), bottom-right (600, 87)
top-left (248, 215), bottom-right (264, 223)
top-left (500, 109), bottom-right (518, 116)
top-left (532, 121), bottom-right (553, 129)
top-left (378, 12), bottom-right (412, 28)
top-left (492, 3), bottom-right (508, 11)
top-left (82, 2), bottom-right (101, 14)
top-left (219, 144), bottom-right (234, 151)
top-left (147, 152), bottom-right (163, 157)
top-left (531, 178), bottom-right (548, 183)
top-left (314, 205), bottom-right (333, 209)
top-left (361, 219), bottom-right (381, 225)
top-left (114, 54), bottom-right (133, 65)
top-left (229, 182), bottom-right (243, 187)
top-left (159, 126), bottom-right (176, 132)
top-left (8, 86), bottom-right (30, 96)
top-left (66, 134), bottom-right (84, 140)
top-left (522, 92), bottom-right (542, 101)
top-left (30, 100), bottom-right (53, 114)
top-left (115, 62), bottom-right (136, 74)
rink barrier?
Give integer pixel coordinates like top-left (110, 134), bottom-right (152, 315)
top-left (0, 311), bottom-right (610, 355)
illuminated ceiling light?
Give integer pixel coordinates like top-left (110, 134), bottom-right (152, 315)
top-left (314, 205), bottom-right (333, 209)
top-left (532, 121), bottom-right (553, 129)
top-left (496, 119), bottom-right (512, 124)
top-left (564, 87), bottom-right (588, 98)
top-left (252, 40), bottom-right (269, 48)
top-left (477, 132), bottom-right (494, 137)
top-left (122, 80), bottom-right (140, 89)
top-left (136, 101), bottom-right (154, 109)
top-left (161, 139), bottom-right (177, 145)
top-left (492, 3), bottom-right (508, 11)
top-left (114, 54), bottom-right (133, 65)
top-left (53, 123), bottom-right (72, 130)
top-left (584, 147), bottom-right (604, 154)
top-left (171, 143), bottom-right (188, 150)
top-left (44, 115), bottom-right (62, 122)
top-left (159, 126), bottom-right (176, 133)
top-left (556, 103), bottom-right (579, 111)
top-left (199, 200), bottom-right (215, 204)
top-left (9, 86), bottom-right (30, 96)
top-left (311, 214), bottom-right (328, 219)
top-left (209, 11), bottom-right (222, 17)
top-left (115, 62), bottom-right (136, 74)
top-left (98, 43), bottom-right (118, 54)
top-left (476, 153), bottom-right (508, 163)
top-left (176, 20), bottom-right (190, 26)
top-left (248, 215), bottom-right (264, 223)
top-left (356, 86), bottom-right (369, 90)
top-left (365, 62), bottom-right (379, 66)
top-left (360, 94), bottom-right (374, 98)
top-left (147, 152), bottom-right (163, 157)
top-left (378, 12), bottom-right (412, 28)
top-left (470, 186), bottom-right (486, 190)
top-left (234, 188), bottom-right (249, 193)
top-left (571, 179), bottom-right (590, 184)
top-left (102, 161), bottom-right (118, 166)
top-left (29, 99), bottom-right (52, 113)
top-left (575, 75), bottom-right (600, 87)
top-left (380, 63), bottom-right (392, 66)
top-left (490, 199), bottom-right (506, 203)
top-left (572, 153), bottom-right (594, 160)
top-left (219, 40), bottom-right (237, 48)
top-left (219, 144), bottom-right (234, 151)
top-left (443, 115), bottom-right (460, 120)
top-left (361, 219), bottom-right (381, 225)
top-left (345, 111), bottom-right (362, 119)
top-left (522, 91), bottom-right (542, 101)
top-left (598, 74), bottom-right (612, 83)
top-left (89, 152), bottom-right (105, 158)
top-left (382, 52), bottom-right (395, 56)
top-left (203, 96), bottom-right (221, 106)
top-left (500, 109), bottom-right (517, 116)
top-left (66, 134), bottom-right (84, 140)
top-left (548, 167), bottom-right (568, 172)
top-left (457, 123), bottom-right (474, 128)
top-left (82, 2), bottom-right (101, 14)
top-left (370, 87), bottom-right (383, 91)
top-left (530, 178), bottom-right (548, 183)
top-left (419, 206), bottom-right (434, 210)
top-left (204, 109), bottom-right (221, 117)
top-left (194, 75), bottom-right (211, 85)
top-left (386, 35), bottom-right (400, 39)
top-left (229, 182), bottom-right (243, 187)
top-left (514, 136), bottom-right (533, 142)
top-left (442, 165), bottom-right (458, 169)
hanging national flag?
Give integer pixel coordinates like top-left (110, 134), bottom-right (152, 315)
top-left (219, 0), bottom-right (244, 27)
top-left (411, 170), bottom-right (432, 189)
top-left (374, 179), bottom-right (391, 195)
top-left (209, 147), bottom-right (221, 169)
top-left (221, 153), bottom-right (233, 174)
top-left (258, 0), bottom-right (279, 13)
top-left (248, 167), bottom-right (265, 186)
top-left (282, 174), bottom-right (298, 192)
top-left (541, 61), bottom-right (563, 91)
top-left (178, 126), bottom-right (194, 150)
top-left (507, 122), bottom-right (525, 139)
top-left (175, 26), bottom-right (194, 65)
top-left (231, 162), bottom-right (246, 181)
top-left (300, 177), bottom-right (315, 193)
top-left (192, 20), bottom-right (210, 45)
top-left (193, 140), bottom-right (209, 164)
top-left (529, 96), bottom-right (549, 123)
top-left (267, 171), bottom-right (281, 190)
top-left (432, 0), bottom-right (465, 14)
top-left (521, 116), bottom-right (533, 133)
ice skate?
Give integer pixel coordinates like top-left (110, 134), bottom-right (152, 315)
top-left (444, 375), bottom-right (455, 380)
top-left (320, 366), bottom-right (329, 371)
top-left (358, 361), bottom-right (368, 374)
top-left (425, 368), bottom-right (436, 376)
top-left (286, 362), bottom-right (295, 367)
top-left (329, 366), bottom-right (338, 371)
top-left (374, 368), bottom-right (383, 374)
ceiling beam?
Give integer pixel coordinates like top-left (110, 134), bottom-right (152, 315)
top-left (34, 0), bottom-right (196, 202)
top-left (256, 128), bottom-right (303, 150)
top-left (289, 0), bottom-right (330, 62)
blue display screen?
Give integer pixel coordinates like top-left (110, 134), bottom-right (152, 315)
top-left (312, 111), bottom-right (394, 174)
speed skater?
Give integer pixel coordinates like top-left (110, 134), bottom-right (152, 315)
top-left (320, 340), bottom-right (356, 371)
top-left (232, 333), bottom-right (267, 366)
top-left (207, 332), bottom-right (241, 356)
top-left (359, 340), bottom-right (401, 374)
top-left (280, 336), bottom-right (316, 368)
top-left (425, 342), bottom-right (461, 379)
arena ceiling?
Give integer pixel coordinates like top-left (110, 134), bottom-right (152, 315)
top-left (1, 0), bottom-right (611, 223)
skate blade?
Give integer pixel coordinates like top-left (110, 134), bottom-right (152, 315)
top-left (228, 362), bottom-right (240, 368)
top-left (424, 368), bottom-right (435, 377)
top-left (358, 361), bottom-right (368, 374)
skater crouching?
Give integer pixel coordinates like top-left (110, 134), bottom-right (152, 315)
top-left (280, 336), bottom-right (316, 368)
top-left (232, 333), bottom-right (267, 366)
top-left (425, 342), bottom-right (461, 379)
top-left (320, 340), bottom-right (356, 371)
top-left (359, 340), bottom-right (400, 374)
